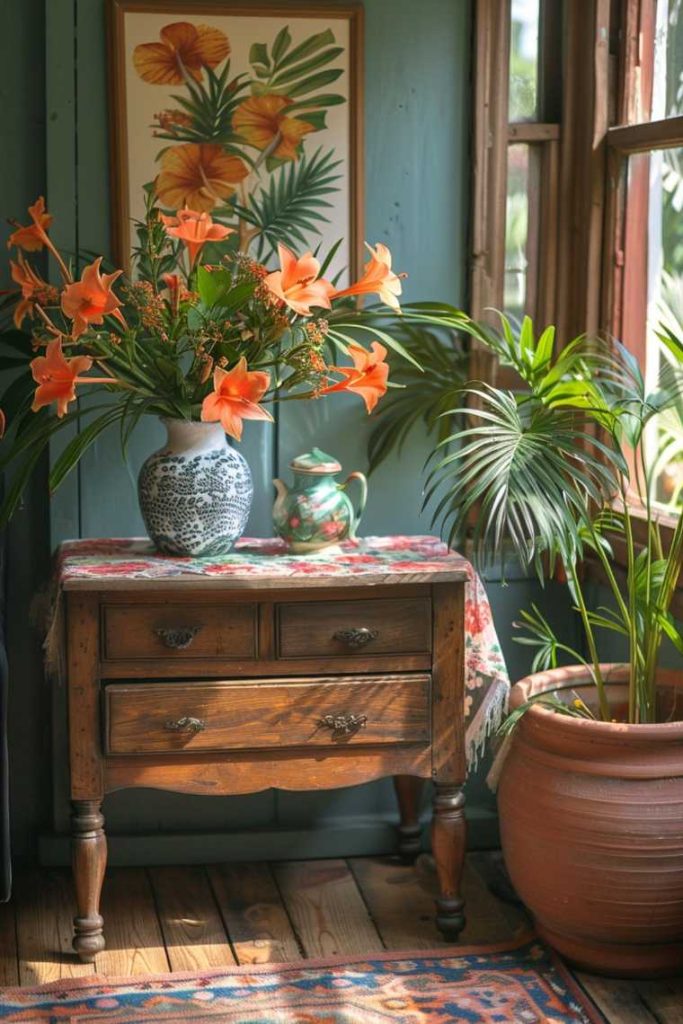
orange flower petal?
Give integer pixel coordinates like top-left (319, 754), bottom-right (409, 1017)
top-left (61, 257), bottom-right (124, 339)
top-left (133, 42), bottom-right (185, 85)
top-left (134, 22), bottom-right (230, 85)
top-left (233, 94), bottom-right (314, 162)
top-left (161, 208), bottom-right (234, 265)
top-left (321, 342), bottom-right (389, 413)
top-left (264, 244), bottom-right (333, 316)
top-left (201, 359), bottom-right (273, 441)
top-left (192, 24), bottom-right (231, 67)
top-left (155, 144), bottom-right (248, 212)
top-left (7, 197), bottom-right (53, 252)
top-left (333, 242), bottom-right (403, 310)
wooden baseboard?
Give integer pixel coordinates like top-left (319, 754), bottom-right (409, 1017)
top-left (38, 809), bottom-right (500, 867)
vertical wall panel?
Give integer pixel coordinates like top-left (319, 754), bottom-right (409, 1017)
top-left (46, 0), bottom-right (81, 545)
top-left (0, 0), bottom-right (52, 860)
top-left (278, 0), bottom-right (470, 536)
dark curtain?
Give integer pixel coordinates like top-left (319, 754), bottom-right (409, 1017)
top-left (0, 516), bottom-right (9, 900)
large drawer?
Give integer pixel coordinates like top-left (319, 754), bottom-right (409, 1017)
top-left (102, 602), bottom-right (258, 661)
top-left (104, 674), bottom-right (431, 754)
top-left (276, 598), bottom-right (432, 659)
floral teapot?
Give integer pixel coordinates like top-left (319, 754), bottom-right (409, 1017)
top-left (273, 448), bottom-right (367, 553)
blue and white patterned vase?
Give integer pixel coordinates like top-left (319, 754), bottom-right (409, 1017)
top-left (138, 418), bottom-right (253, 556)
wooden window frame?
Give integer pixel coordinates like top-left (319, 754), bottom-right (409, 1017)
top-left (469, 0), bottom-right (605, 382)
top-left (593, 0), bottom-right (682, 580)
top-left (470, 0), bottom-right (683, 579)
top-left (604, 2), bottom-right (682, 503)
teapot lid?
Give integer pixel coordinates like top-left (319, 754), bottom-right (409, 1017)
top-left (289, 447), bottom-right (341, 474)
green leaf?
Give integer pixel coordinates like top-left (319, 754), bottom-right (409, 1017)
top-left (271, 25), bottom-right (292, 64)
top-left (532, 325), bottom-right (555, 370)
top-left (214, 279), bottom-right (257, 311)
top-left (49, 407), bottom-right (125, 493)
top-left (284, 68), bottom-right (344, 98)
top-left (657, 326), bottom-right (683, 365)
top-left (657, 612), bottom-right (683, 655)
top-left (274, 29), bottom-right (336, 71)
top-left (298, 109), bottom-right (327, 132)
top-left (235, 147), bottom-right (342, 259)
top-left (331, 323), bottom-right (423, 370)
top-left (197, 265), bottom-right (232, 307)
top-left (249, 42), bottom-right (271, 69)
top-left (318, 237), bottom-right (344, 278)
top-left (272, 47), bottom-right (344, 87)
top-left (288, 93), bottom-right (346, 111)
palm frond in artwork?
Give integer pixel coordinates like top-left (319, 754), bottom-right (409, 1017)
top-left (233, 147), bottom-right (342, 259)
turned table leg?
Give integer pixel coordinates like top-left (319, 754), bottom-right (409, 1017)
top-left (71, 800), bottom-right (107, 962)
top-left (431, 783), bottom-right (466, 940)
top-left (393, 775), bottom-right (424, 861)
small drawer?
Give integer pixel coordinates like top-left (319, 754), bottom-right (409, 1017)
top-left (276, 598), bottom-right (432, 660)
top-left (102, 603), bottom-right (257, 661)
top-left (104, 674), bottom-right (431, 754)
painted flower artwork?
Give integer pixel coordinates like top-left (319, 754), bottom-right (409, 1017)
top-left (116, 11), bottom-right (355, 277)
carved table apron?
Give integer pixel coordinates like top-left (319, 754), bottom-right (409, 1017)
top-left (55, 537), bottom-right (496, 962)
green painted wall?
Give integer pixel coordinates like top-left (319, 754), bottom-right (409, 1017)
top-left (2, 0), bottom-right (577, 861)
top-left (0, 0), bottom-right (53, 861)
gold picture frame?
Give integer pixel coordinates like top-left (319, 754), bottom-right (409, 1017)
top-left (107, 0), bottom-right (364, 278)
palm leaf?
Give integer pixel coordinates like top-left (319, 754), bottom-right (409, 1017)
top-left (366, 326), bottom-right (467, 472)
top-left (427, 385), bottom-right (622, 569)
top-left (234, 147), bottom-right (342, 259)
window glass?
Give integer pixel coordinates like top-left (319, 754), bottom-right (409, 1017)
top-left (639, 146), bottom-right (683, 509)
top-left (509, 0), bottom-right (540, 122)
top-left (648, 0), bottom-right (683, 120)
top-left (504, 144), bottom-right (540, 322)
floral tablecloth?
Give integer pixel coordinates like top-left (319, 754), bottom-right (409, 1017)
top-left (49, 535), bottom-right (509, 777)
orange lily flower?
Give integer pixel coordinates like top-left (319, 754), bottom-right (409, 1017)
top-left (61, 257), bottom-right (126, 339)
top-left (133, 22), bottom-right (230, 85)
top-left (333, 243), bottom-right (403, 310)
top-left (7, 197), bottom-right (54, 252)
top-left (263, 243), bottom-right (334, 316)
top-left (30, 337), bottom-right (100, 418)
top-left (322, 341), bottom-right (389, 413)
top-left (155, 143), bottom-right (248, 213)
top-left (0, 409), bottom-right (5, 439)
top-left (233, 95), bottom-right (315, 162)
top-left (201, 357), bottom-right (273, 442)
top-left (10, 256), bottom-right (53, 328)
top-left (160, 209), bottom-right (234, 266)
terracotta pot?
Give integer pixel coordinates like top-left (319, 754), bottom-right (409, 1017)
top-left (498, 663), bottom-right (683, 977)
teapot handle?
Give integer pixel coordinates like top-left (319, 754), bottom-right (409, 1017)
top-left (340, 471), bottom-right (368, 537)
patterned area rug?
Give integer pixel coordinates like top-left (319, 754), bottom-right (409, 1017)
top-left (0, 939), bottom-right (601, 1022)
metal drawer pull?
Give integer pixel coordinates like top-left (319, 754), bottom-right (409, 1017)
top-left (319, 712), bottom-right (367, 737)
top-left (333, 627), bottom-right (378, 648)
top-left (155, 626), bottom-right (202, 650)
top-left (164, 716), bottom-right (206, 734)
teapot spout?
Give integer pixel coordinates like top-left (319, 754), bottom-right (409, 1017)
top-left (272, 477), bottom-right (288, 514)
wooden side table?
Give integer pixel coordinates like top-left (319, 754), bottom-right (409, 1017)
top-left (60, 540), bottom-right (470, 961)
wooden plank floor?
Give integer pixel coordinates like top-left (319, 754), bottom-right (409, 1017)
top-left (1, 854), bottom-right (681, 1023)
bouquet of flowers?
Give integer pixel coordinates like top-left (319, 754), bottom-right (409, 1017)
top-left (0, 192), bottom-right (466, 527)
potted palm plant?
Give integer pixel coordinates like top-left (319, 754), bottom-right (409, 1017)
top-left (425, 314), bottom-right (683, 977)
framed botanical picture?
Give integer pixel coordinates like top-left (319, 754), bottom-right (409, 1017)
top-left (107, 1), bottom-right (364, 281)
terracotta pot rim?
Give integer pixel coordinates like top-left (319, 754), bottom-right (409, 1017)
top-left (510, 662), bottom-right (683, 739)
